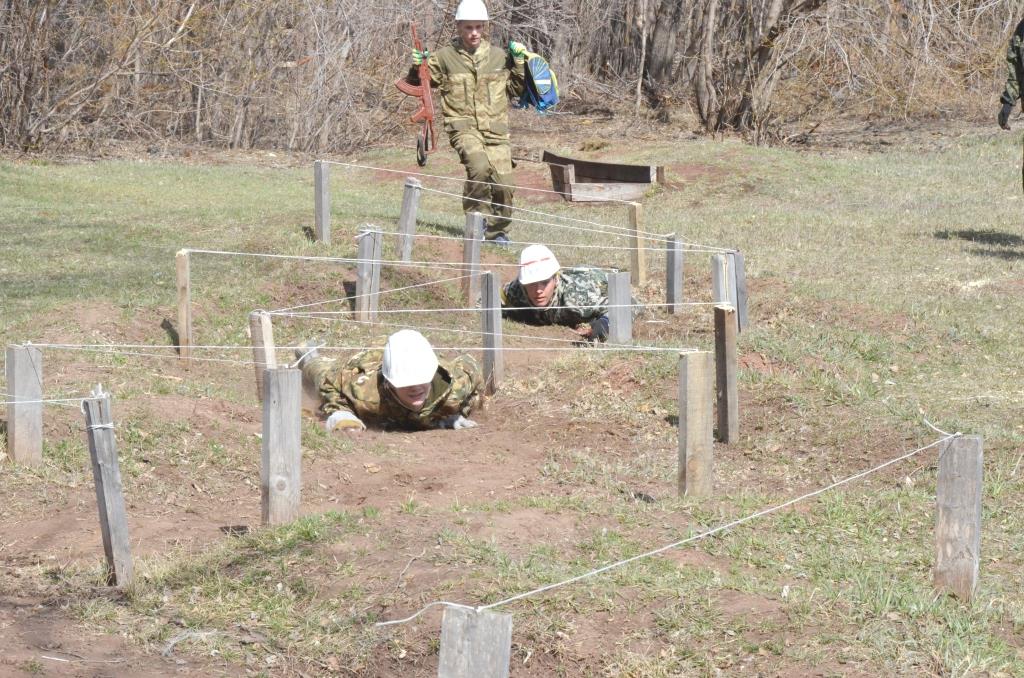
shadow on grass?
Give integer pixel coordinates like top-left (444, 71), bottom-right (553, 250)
top-left (160, 318), bottom-right (180, 355)
top-left (343, 280), bottom-right (357, 311)
top-left (935, 229), bottom-right (1024, 247)
top-left (966, 248), bottom-right (1024, 260)
top-left (420, 219), bottom-right (463, 239)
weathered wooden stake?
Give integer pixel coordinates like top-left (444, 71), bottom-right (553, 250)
top-left (397, 177), bottom-right (422, 262)
top-left (261, 368), bottom-right (302, 526)
top-left (82, 386), bottom-right (134, 587)
top-left (656, 165), bottom-right (667, 185)
top-left (355, 229), bottom-right (382, 322)
top-left (934, 435), bottom-right (983, 602)
top-left (678, 351), bottom-right (714, 497)
top-left (666, 234), bottom-right (684, 314)
top-left (249, 311), bottom-right (277, 402)
top-left (731, 251), bottom-right (749, 332)
top-left (481, 272), bottom-right (504, 396)
top-left (462, 212), bottom-right (484, 306)
top-left (5, 345), bottom-right (43, 466)
top-left (714, 305), bottom-right (739, 444)
top-left (314, 160), bottom-right (331, 244)
top-left (711, 253), bottom-right (735, 307)
top-left (438, 606), bottom-right (513, 678)
top-left (607, 272), bottom-right (633, 343)
top-left (628, 202), bottom-right (647, 286)
top-left (175, 249), bottom-right (193, 361)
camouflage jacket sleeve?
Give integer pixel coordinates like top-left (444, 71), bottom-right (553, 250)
top-left (506, 49), bottom-right (526, 99)
top-left (555, 267), bottom-right (609, 326)
top-left (443, 354), bottom-right (484, 417)
top-left (1002, 19), bottom-right (1024, 106)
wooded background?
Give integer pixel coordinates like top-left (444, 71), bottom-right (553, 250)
top-left (2, 0), bottom-right (1022, 151)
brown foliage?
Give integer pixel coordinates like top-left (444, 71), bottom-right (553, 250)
top-left (0, 0), bottom-right (1020, 152)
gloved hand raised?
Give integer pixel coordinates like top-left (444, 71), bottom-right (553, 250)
top-left (999, 102), bottom-right (1014, 130)
top-left (438, 414), bottom-right (478, 430)
top-left (325, 410), bottom-right (366, 432)
top-left (412, 48), bottom-right (430, 66)
top-left (509, 41), bottom-right (527, 60)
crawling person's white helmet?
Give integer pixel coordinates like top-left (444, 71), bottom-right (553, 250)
top-left (518, 244), bottom-right (560, 284)
top-left (455, 0), bottom-right (489, 21)
top-left (382, 330), bottom-right (439, 388)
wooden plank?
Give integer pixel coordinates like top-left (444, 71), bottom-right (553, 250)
top-left (711, 253), bottom-right (735, 307)
top-left (934, 435), bottom-right (983, 602)
top-left (249, 311), bottom-right (277, 402)
top-left (678, 351), bottom-right (714, 497)
top-left (176, 249), bottom-right (193, 361)
top-left (5, 345), bottom-right (43, 466)
top-left (314, 160), bottom-right (331, 244)
top-left (355, 229), bottom-right (381, 323)
top-left (656, 165), bottom-right (666, 185)
top-left (732, 250), bottom-right (749, 332)
top-left (607, 272), bottom-right (632, 343)
top-left (542, 150), bottom-right (657, 184)
top-left (481, 272), bottom-right (504, 396)
top-left (628, 202), bottom-right (647, 286)
top-left (397, 177), bottom-right (422, 262)
top-left (438, 606), bottom-right (513, 678)
top-left (666, 234), bottom-right (684, 314)
top-left (261, 368), bottom-right (302, 526)
top-left (462, 212), bottom-right (484, 306)
top-left (714, 305), bottom-right (739, 444)
top-left (82, 387), bottom-right (134, 586)
top-left (566, 181), bottom-right (648, 203)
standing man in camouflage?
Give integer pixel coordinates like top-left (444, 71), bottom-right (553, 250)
top-left (999, 17), bottom-right (1024, 191)
top-left (296, 330), bottom-right (484, 432)
top-left (408, 0), bottom-right (527, 244)
top-left (501, 244), bottom-right (620, 342)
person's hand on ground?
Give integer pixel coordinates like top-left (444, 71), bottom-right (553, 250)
top-left (326, 410), bottom-right (366, 432)
top-left (438, 414), bottom-right (478, 430)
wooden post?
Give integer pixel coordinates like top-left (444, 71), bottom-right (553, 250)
top-left (249, 311), bottom-right (277, 402)
top-left (731, 251), bottom-right (749, 332)
top-left (628, 202), bottom-right (647, 286)
top-left (397, 177), bottom-right (422, 262)
top-left (314, 160), bottom-right (331, 244)
top-left (261, 368), bottom-right (302, 526)
top-left (714, 305), bottom-right (739, 444)
top-left (175, 249), bottom-right (193, 361)
top-left (678, 351), bottom-right (713, 497)
top-left (607, 272), bottom-right (632, 343)
top-left (82, 386), bottom-right (133, 587)
top-left (462, 212), bottom-right (484, 306)
top-left (5, 345), bottom-right (43, 466)
top-left (656, 165), bottom-right (666, 185)
top-left (481, 272), bottom-right (504, 396)
top-left (438, 606), bottom-right (513, 678)
top-left (666, 234), bottom-right (684, 314)
top-left (355, 229), bottom-right (382, 323)
top-left (934, 435), bottom-right (983, 602)
top-left (711, 253), bottom-right (735, 307)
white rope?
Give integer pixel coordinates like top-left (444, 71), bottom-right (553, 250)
top-left (373, 227), bottom-right (723, 254)
top-left (0, 393), bottom-right (87, 407)
top-left (375, 430), bottom-right (958, 626)
top-left (265, 273), bottom-right (474, 315)
top-left (274, 301), bottom-right (719, 316)
top-left (184, 248), bottom-right (521, 269)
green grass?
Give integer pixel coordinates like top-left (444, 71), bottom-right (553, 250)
top-left (2, 128), bottom-right (1024, 675)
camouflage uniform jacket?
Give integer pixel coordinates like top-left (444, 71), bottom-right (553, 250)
top-left (311, 349), bottom-right (483, 430)
top-left (500, 267), bottom-right (609, 328)
top-left (1001, 19), bottom-right (1024, 106)
top-left (412, 39), bottom-right (525, 142)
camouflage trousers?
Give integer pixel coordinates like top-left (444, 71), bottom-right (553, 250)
top-left (449, 128), bottom-right (514, 239)
top-left (300, 355), bottom-right (339, 410)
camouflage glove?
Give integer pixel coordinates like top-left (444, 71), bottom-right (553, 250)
top-left (999, 102), bottom-right (1014, 130)
top-left (509, 41), bottom-right (527, 62)
top-left (438, 414), bottom-right (478, 430)
top-left (325, 410), bottom-right (366, 432)
top-left (589, 315), bottom-right (610, 342)
top-left (412, 48), bottom-right (429, 66)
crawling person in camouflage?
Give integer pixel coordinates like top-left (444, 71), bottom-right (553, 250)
top-left (296, 330), bottom-right (483, 432)
top-left (501, 244), bottom-right (616, 342)
top-left (999, 17), bottom-right (1024, 191)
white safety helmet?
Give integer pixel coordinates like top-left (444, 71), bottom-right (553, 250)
top-left (518, 244), bottom-right (560, 285)
top-left (382, 330), bottom-right (439, 388)
top-left (455, 0), bottom-right (489, 21)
